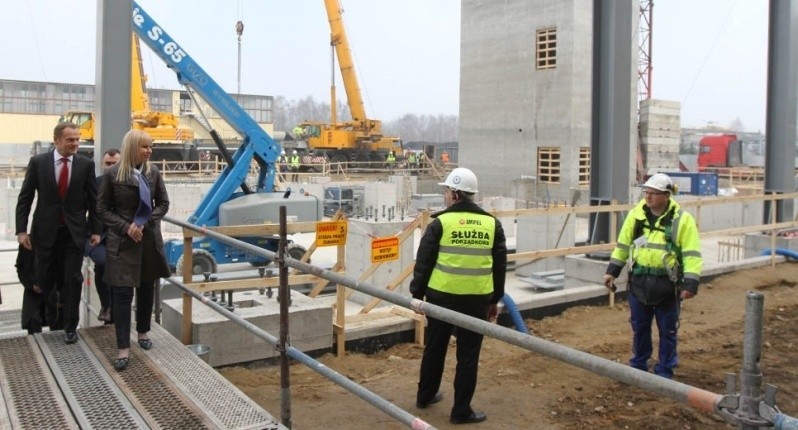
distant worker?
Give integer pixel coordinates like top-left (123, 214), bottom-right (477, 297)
top-left (603, 173), bottom-right (702, 380)
top-left (293, 125), bottom-right (305, 139)
top-left (278, 150), bottom-right (288, 174)
top-left (386, 151), bottom-right (396, 171)
top-left (440, 150), bottom-right (450, 165)
top-left (410, 167), bottom-right (507, 425)
top-left (289, 150), bottom-right (301, 182)
top-left (407, 151), bottom-right (417, 172)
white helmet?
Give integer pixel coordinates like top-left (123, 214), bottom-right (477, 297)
top-left (439, 167), bottom-right (479, 193)
top-left (280, 149), bottom-right (286, 155)
top-left (643, 173), bottom-right (676, 193)
top-left (292, 150), bottom-right (298, 155)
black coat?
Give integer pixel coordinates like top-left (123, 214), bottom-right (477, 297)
top-left (16, 151), bottom-right (101, 249)
top-left (97, 164), bottom-right (171, 288)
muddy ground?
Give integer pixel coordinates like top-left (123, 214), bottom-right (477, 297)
top-left (220, 263), bottom-right (798, 429)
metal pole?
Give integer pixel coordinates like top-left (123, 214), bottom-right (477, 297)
top-left (161, 275), bottom-right (434, 429)
top-left (738, 291), bottom-right (767, 429)
top-left (278, 206), bottom-right (292, 428)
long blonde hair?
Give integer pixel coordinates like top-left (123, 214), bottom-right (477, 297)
top-left (116, 129), bottom-right (152, 181)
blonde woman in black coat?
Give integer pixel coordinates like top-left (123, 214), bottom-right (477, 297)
top-left (97, 130), bottom-right (171, 370)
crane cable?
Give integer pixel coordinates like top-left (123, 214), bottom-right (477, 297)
top-left (681, 0), bottom-right (740, 110)
top-left (24, 0), bottom-right (48, 81)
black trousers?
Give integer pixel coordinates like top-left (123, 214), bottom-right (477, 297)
top-left (112, 281), bottom-right (155, 349)
top-left (417, 297), bottom-right (489, 419)
top-left (94, 263), bottom-right (112, 315)
top-left (36, 226), bottom-right (83, 333)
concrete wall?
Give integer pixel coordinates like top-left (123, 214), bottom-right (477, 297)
top-left (459, 0), bottom-right (593, 201)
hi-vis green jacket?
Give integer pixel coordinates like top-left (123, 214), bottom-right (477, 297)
top-left (606, 198), bottom-right (703, 294)
top-left (410, 200), bottom-right (507, 304)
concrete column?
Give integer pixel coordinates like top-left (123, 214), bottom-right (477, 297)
top-left (95, 0), bottom-right (132, 173)
top-left (345, 219), bottom-right (414, 306)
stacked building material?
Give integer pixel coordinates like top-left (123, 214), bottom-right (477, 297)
top-left (639, 99), bottom-right (681, 174)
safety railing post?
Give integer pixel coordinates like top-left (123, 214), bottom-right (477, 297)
top-left (739, 291), bottom-right (766, 429)
top-left (278, 206), bottom-right (292, 428)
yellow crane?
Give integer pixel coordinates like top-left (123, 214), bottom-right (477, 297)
top-left (60, 34), bottom-right (195, 163)
top-left (293, 0), bottom-right (402, 164)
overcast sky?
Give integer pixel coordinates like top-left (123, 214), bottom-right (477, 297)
top-left (1, 1), bottom-right (768, 131)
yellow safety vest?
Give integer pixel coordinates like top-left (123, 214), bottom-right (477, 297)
top-left (290, 155), bottom-right (300, 168)
top-left (428, 212), bottom-right (496, 295)
top-left (610, 199), bottom-right (702, 284)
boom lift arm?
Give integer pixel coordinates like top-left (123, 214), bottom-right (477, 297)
top-left (132, 2), bottom-right (279, 227)
top-left (132, 2), bottom-right (318, 274)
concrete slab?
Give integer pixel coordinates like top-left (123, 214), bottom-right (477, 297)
top-left (161, 290), bottom-right (333, 367)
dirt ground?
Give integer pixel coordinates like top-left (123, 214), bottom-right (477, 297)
top-left (220, 263), bottom-right (798, 429)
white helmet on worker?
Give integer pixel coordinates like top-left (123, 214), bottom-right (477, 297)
top-left (439, 167), bottom-right (479, 194)
top-left (292, 150), bottom-right (298, 155)
top-left (643, 173), bottom-right (676, 193)
top-left (280, 149), bottom-right (286, 155)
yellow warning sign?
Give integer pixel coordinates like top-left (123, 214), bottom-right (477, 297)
top-left (315, 220), bottom-right (348, 247)
top-left (371, 236), bottom-right (399, 263)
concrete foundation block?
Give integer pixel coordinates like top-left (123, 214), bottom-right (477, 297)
top-left (161, 290), bottom-right (332, 367)
top-left (744, 233), bottom-right (798, 258)
top-left (564, 254), bottom-right (628, 292)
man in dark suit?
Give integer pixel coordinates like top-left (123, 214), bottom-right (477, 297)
top-left (16, 122), bottom-right (102, 344)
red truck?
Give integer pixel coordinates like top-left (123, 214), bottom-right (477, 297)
top-left (697, 134), bottom-right (743, 168)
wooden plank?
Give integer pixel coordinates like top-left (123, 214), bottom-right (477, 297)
top-left (359, 263), bottom-right (416, 314)
top-left (184, 274), bottom-right (319, 292)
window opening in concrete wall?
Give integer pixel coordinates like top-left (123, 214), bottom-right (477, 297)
top-left (579, 147), bottom-right (590, 185)
top-left (538, 147), bottom-right (561, 183)
top-left (536, 27), bottom-right (557, 70)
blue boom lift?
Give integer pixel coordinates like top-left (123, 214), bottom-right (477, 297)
top-left (132, 2), bottom-right (321, 274)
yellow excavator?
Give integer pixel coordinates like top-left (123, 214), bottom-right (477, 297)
top-left (292, 0), bottom-right (402, 164)
top-left (60, 34), bottom-right (195, 163)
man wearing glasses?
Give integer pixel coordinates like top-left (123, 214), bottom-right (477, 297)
top-left (603, 173), bottom-right (703, 379)
top-left (86, 149), bottom-right (121, 323)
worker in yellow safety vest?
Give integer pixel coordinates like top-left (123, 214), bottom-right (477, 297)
top-left (407, 151), bottom-right (417, 170)
top-left (603, 173), bottom-right (702, 379)
top-left (289, 150), bottom-right (301, 182)
top-left (386, 151), bottom-right (396, 171)
top-left (410, 167), bottom-right (507, 425)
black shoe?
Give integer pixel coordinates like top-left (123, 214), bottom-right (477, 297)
top-left (114, 357), bottom-right (129, 371)
top-left (450, 411), bottom-right (487, 425)
top-left (416, 392), bottom-right (443, 409)
top-left (64, 332), bottom-right (78, 344)
top-left (138, 339), bottom-right (153, 350)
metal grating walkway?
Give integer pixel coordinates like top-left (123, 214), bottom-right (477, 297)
top-left (0, 311), bottom-right (283, 430)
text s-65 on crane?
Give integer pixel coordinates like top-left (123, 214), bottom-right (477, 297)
top-left (132, 2), bottom-right (321, 275)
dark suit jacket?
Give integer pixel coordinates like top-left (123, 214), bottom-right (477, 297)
top-left (16, 150), bottom-right (101, 249)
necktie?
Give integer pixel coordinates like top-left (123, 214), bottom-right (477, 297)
top-left (58, 157), bottom-right (69, 199)
top-left (133, 170), bottom-right (153, 226)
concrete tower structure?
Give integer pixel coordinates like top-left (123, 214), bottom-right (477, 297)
top-left (459, 1), bottom-right (596, 202)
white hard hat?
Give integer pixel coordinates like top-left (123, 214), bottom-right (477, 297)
top-left (643, 173), bottom-right (675, 193)
top-left (439, 167), bottom-right (479, 193)
top-left (280, 149), bottom-right (286, 155)
top-left (292, 150), bottom-right (298, 154)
